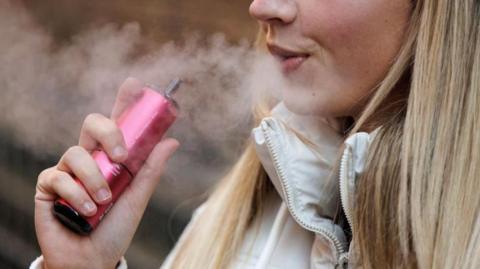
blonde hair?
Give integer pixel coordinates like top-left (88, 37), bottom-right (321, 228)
top-left (354, 0), bottom-right (480, 268)
top-left (168, 101), bottom-right (272, 268)
top-left (169, 0), bottom-right (480, 268)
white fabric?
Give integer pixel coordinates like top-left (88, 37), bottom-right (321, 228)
top-left (29, 256), bottom-right (43, 269)
top-left (253, 203), bottom-right (289, 269)
top-left (344, 129), bottom-right (378, 178)
top-left (162, 102), bottom-right (352, 268)
top-left (340, 130), bottom-right (378, 268)
top-left (230, 192), bottom-right (314, 269)
top-left (252, 103), bottom-right (344, 219)
top-left (29, 255), bottom-right (127, 269)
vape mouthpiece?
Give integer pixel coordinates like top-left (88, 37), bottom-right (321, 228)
top-left (165, 78), bottom-right (182, 98)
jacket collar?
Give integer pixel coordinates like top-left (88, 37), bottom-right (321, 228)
top-left (339, 129), bottom-right (379, 231)
top-left (251, 102), bottom-right (344, 226)
top-left (251, 103), bottom-right (380, 256)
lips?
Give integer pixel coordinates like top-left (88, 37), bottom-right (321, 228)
top-left (267, 43), bottom-right (310, 74)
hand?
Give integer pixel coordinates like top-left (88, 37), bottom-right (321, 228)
top-left (34, 78), bottom-right (180, 269)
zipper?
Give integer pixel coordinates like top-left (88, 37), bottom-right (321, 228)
top-left (339, 146), bottom-right (354, 233)
top-left (338, 131), bottom-right (376, 268)
top-left (339, 130), bottom-right (376, 236)
top-left (336, 252), bottom-right (349, 269)
top-left (260, 121), bottom-right (347, 259)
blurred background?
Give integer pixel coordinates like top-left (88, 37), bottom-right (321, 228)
top-left (0, 1), bottom-right (257, 268)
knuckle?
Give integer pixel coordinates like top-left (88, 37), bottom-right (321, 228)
top-left (83, 113), bottom-right (123, 146)
top-left (121, 77), bottom-right (143, 92)
top-left (38, 171), bottom-right (68, 197)
top-left (84, 113), bottom-right (102, 127)
top-left (94, 119), bottom-right (118, 142)
top-left (36, 168), bottom-right (54, 191)
top-left (124, 77), bottom-right (140, 86)
top-left (101, 126), bottom-right (124, 150)
top-left (37, 167), bottom-right (53, 182)
top-left (104, 119), bottom-right (121, 137)
top-left (64, 146), bottom-right (84, 161)
top-left (83, 113), bottom-right (106, 135)
top-left (50, 171), bottom-right (68, 186)
top-left (66, 145), bottom-right (82, 154)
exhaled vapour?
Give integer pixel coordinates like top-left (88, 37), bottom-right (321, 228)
top-left (0, 1), bottom-right (286, 204)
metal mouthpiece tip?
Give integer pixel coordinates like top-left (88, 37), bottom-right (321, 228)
top-left (165, 78), bottom-right (182, 97)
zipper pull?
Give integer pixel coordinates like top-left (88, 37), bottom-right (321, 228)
top-left (336, 252), bottom-right (349, 269)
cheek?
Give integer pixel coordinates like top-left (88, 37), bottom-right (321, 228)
top-left (302, 2), bottom-right (362, 48)
top-left (298, 0), bottom-right (411, 115)
top-left (303, 0), bottom-right (410, 50)
top-left (304, 0), bottom-right (410, 68)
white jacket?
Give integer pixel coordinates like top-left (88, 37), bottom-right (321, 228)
top-left (161, 103), bottom-right (375, 269)
top-left (31, 103), bottom-right (375, 269)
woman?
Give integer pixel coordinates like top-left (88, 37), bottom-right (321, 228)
top-left (32, 0), bottom-right (480, 268)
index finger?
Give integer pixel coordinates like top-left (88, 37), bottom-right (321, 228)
top-left (110, 77), bottom-right (145, 121)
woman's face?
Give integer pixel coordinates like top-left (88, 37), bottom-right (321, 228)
top-left (249, 0), bottom-right (411, 117)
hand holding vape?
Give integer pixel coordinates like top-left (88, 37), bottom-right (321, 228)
top-left (53, 79), bottom-right (182, 235)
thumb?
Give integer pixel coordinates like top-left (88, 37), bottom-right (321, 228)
top-left (121, 138), bottom-right (179, 211)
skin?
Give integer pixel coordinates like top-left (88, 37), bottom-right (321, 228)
top-left (35, 78), bottom-right (179, 269)
top-left (249, 0), bottom-right (411, 117)
top-left (35, 1), bottom-right (411, 268)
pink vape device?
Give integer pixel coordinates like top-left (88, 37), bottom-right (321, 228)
top-left (53, 79), bottom-right (182, 235)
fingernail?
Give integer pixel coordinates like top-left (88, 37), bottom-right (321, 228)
top-left (113, 146), bottom-right (127, 159)
top-left (95, 188), bottom-right (111, 202)
top-left (83, 201), bottom-right (96, 214)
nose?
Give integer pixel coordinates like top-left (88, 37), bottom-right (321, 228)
top-left (249, 0), bottom-right (297, 25)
